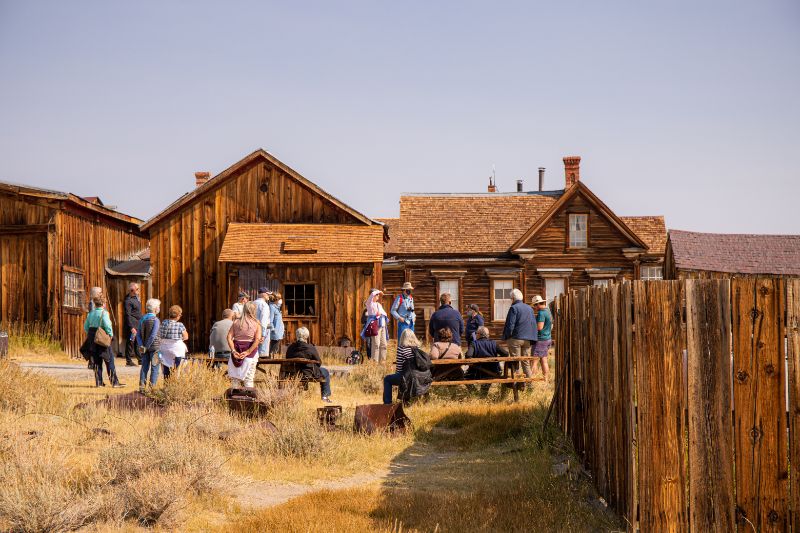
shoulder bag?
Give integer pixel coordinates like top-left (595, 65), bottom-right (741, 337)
top-left (93, 311), bottom-right (112, 348)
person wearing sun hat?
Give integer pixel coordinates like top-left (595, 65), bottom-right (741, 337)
top-left (361, 288), bottom-right (389, 363)
top-left (390, 281), bottom-right (416, 342)
top-left (531, 294), bottom-right (552, 382)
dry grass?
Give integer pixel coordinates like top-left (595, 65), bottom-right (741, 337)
top-left (1, 321), bottom-right (69, 362)
top-left (0, 359), bottom-right (69, 414)
top-left (1, 346), bottom-right (618, 532)
top-left (221, 397), bottom-right (618, 533)
top-left (348, 360), bottom-right (392, 394)
top-left (146, 360), bottom-right (229, 405)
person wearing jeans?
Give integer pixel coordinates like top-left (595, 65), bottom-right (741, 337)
top-left (382, 329), bottom-right (418, 404)
top-left (136, 298), bottom-right (162, 391)
top-left (285, 327), bottom-right (333, 402)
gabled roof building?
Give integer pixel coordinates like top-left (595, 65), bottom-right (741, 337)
top-left (378, 156), bottom-right (667, 341)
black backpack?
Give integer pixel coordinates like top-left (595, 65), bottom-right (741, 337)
top-left (411, 347), bottom-right (432, 372)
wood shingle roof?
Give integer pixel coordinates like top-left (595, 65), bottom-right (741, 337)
top-left (391, 192), bottom-right (561, 255)
top-left (218, 223), bottom-right (385, 264)
top-left (620, 216), bottom-right (667, 255)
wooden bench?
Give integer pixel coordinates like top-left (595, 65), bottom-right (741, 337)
top-left (191, 355), bottom-right (325, 389)
top-left (430, 356), bottom-right (544, 401)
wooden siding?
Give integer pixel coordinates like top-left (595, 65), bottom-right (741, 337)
top-left (227, 263), bottom-right (380, 348)
top-left (148, 156), bottom-right (381, 352)
top-left (54, 211), bottom-right (148, 355)
top-left (0, 192), bottom-right (147, 355)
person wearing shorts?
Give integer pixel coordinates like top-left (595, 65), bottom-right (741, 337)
top-left (531, 295), bottom-right (552, 383)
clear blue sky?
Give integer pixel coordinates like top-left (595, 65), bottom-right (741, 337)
top-left (1, 1), bottom-right (798, 233)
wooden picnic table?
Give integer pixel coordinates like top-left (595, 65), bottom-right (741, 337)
top-left (430, 356), bottom-right (543, 401)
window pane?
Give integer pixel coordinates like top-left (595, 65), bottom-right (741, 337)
top-left (569, 214), bottom-right (588, 248)
top-left (545, 278), bottom-right (566, 305)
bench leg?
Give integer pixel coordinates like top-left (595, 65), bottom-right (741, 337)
top-left (513, 383), bottom-right (520, 402)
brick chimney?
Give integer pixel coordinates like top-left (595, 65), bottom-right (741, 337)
top-left (195, 171), bottom-right (210, 188)
top-left (563, 156), bottom-right (581, 188)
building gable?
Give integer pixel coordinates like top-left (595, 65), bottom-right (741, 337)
top-left (511, 182), bottom-right (648, 253)
top-left (141, 149), bottom-right (375, 231)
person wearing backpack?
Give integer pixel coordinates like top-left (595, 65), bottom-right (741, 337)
top-left (382, 329), bottom-right (432, 404)
top-left (390, 282), bottom-right (416, 342)
top-left (136, 298), bottom-right (162, 392)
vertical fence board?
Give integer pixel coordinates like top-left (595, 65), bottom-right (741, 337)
top-left (634, 280), bottom-right (688, 531)
top-left (732, 277), bottom-right (788, 532)
top-left (620, 281), bottom-right (637, 531)
top-left (787, 280), bottom-right (800, 532)
top-left (686, 279), bottom-right (735, 532)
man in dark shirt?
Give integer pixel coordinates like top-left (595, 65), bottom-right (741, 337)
top-left (428, 293), bottom-right (465, 345)
top-left (123, 282), bottom-right (143, 366)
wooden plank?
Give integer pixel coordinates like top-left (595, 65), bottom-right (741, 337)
top-left (685, 279), bottom-right (735, 532)
top-left (634, 280), bottom-right (687, 531)
top-left (431, 377), bottom-right (545, 386)
top-left (732, 277), bottom-right (788, 531)
top-left (788, 279), bottom-right (800, 532)
top-left (0, 223), bottom-right (51, 234)
top-left (620, 281), bottom-right (637, 532)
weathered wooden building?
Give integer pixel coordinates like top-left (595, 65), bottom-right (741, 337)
top-left (664, 229), bottom-right (800, 280)
top-left (140, 149), bottom-right (384, 352)
top-left (378, 156), bottom-right (667, 340)
top-left (0, 181), bottom-right (148, 355)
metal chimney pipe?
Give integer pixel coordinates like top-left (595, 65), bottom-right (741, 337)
top-left (538, 167), bottom-right (545, 191)
top-left (516, 179), bottom-right (523, 192)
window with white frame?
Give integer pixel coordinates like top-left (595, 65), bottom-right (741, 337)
top-left (493, 280), bottom-right (514, 321)
top-left (640, 265), bottom-right (663, 280)
top-left (569, 214), bottom-right (588, 248)
top-left (438, 279), bottom-right (459, 312)
top-left (63, 269), bottom-right (85, 309)
top-left (593, 279), bottom-right (611, 288)
top-left (545, 278), bottom-right (566, 306)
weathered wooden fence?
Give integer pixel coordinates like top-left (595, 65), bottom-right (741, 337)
top-left (553, 278), bottom-right (800, 532)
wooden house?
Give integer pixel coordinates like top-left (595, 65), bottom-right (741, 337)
top-left (0, 181), bottom-right (148, 355)
top-left (378, 156), bottom-right (667, 341)
top-left (140, 149), bottom-right (384, 352)
top-left (664, 229), bottom-right (800, 280)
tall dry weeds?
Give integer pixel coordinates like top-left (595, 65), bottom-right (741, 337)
top-left (0, 359), bottom-right (69, 414)
top-left (348, 361), bottom-right (390, 394)
top-left (147, 360), bottom-right (229, 405)
top-left (0, 321), bottom-right (62, 358)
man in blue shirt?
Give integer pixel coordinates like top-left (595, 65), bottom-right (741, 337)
top-left (429, 292), bottom-right (465, 345)
top-left (502, 288), bottom-right (537, 387)
top-left (531, 295), bottom-right (553, 383)
top-left (390, 282), bottom-right (416, 342)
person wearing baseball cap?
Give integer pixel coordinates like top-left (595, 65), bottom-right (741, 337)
top-left (390, 282), bottom-right (416, 342)
top-left (531, 295), bottom-right (552, 382)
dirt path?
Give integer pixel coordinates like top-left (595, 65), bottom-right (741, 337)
top-left (233, 469), bottom-right (391, 509)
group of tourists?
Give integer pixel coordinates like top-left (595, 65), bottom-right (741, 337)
top-left (80, 279), bottom-right (550, 406)
top-left (360, 283), bottom-right (553, 404)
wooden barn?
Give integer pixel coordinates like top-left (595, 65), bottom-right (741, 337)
top-left (664, 229), bottom-right (800, 280)
top-left (378, 156), bottom-right (667, 341)
top-left (140, 149), bottom-right (384, 352)
top-left (0, 181), bottom-right (148, 355)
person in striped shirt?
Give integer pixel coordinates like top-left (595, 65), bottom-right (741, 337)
top-left (382, 328), bottom-right (420, 404)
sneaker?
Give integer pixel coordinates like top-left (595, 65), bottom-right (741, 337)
top-left (125, 362), bottom-right (137, 367)
top-left (112, 382), bottom-right (126, 388)
top-left (321, 396), bottom-right (332, 403)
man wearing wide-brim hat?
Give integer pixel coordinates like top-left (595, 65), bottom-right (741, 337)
top-left (390, 281), bottom-right (416, 342)
top-left (531, 294), bottom-right (552, 383)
